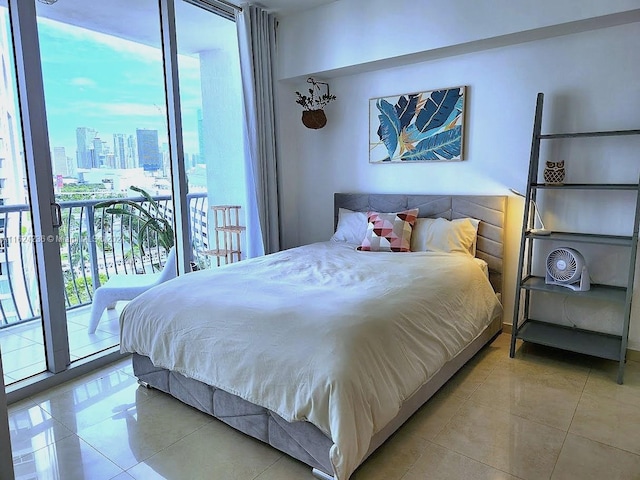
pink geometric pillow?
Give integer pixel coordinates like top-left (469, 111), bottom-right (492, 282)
top-left (357, 209), bottom-right (419, 252)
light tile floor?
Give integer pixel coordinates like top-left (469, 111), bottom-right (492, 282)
top-left (7, 333), bottom-right (640, 480)
top-left (1, 304), bottom-right (122, 385)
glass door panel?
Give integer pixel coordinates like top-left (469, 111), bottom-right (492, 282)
top-left (36, 0), bottom-right (171, 360)
top-left (0, 5), bottom-right (47, 385)
top-left (174, 1), bottom-right (245, 270)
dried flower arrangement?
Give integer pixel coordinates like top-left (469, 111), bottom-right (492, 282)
top-left (295, 77), bottom-right (336, 129)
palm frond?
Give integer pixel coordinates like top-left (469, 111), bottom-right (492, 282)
top-left (97, 186), bottom-right (175, 256)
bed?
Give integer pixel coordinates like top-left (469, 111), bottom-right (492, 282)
top-left (119, 193), bottom-right (506, 480)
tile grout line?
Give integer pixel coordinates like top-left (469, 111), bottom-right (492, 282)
top-left (122, 417), bottom-right (216, 478)
top-left (546, 363), bottom-right (592, 480)
top-left (428, 354), bottom-right (529, 480)
top-left (249, 453), bottom-right (286, 480)
top-left (397, 345), bottom-right (502, 479)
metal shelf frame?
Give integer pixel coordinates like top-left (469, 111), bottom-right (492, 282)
top-left (509, 92), bottom-right (640, 384)
top-left (516, 319), bottom-right (623, 361)
top-left (532, 183), bottom-right (638, 191)
top-left (520, 276), bottom-right (627, 303)
top-left (525, 232), bottom-right (633, 247)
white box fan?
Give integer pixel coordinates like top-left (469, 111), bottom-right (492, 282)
top-left (545, 247), bottom-right (591, 291)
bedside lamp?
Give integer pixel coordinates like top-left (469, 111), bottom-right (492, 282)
top-left (510, 188), bottom-right (551, 235)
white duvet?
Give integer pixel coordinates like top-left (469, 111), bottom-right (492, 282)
top-left (120, 241), bottom-right (502, 479)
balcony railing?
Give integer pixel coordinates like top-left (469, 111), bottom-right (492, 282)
top-left (0, 192), bottom-right (208, 328)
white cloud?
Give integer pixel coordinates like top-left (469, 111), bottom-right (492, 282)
top-left (99, 103), bottom-right (165, 117)
top-left (59, 101), bottom-right (165, 118)
top-left (39, 17), bottom-right (162, 64)
top-left (39, 17), bottom-right (205, 67)
top-left (70, 77), bottom-right (96, 87)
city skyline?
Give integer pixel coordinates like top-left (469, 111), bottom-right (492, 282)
top-left (38, 16), bottom-right (203, 163)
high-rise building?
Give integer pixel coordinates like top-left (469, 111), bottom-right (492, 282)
top-left (0, 29), bottom-right (22, 209)
top-left (76, 127), bottom-right (97, 169)
top-left (197, 108), bottom-right (204, 165)
top-left (0, 12), bottom-right (37, 324)
top-left (113, 134), bottom-right (127, 169)
top-left (126, 134), bottom-right (137, 169)
top-left (53, 146), bottom-right (69, 177)
top-left (92, 136), bottom-right (105, 168)
top-left (136, 129), bottom-right (161, 172)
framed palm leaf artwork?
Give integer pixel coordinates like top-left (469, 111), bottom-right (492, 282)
top-left (369, 86), bottom-right (466, 163)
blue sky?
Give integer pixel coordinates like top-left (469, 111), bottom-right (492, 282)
top-left (37, 18), bottom-right (202, 157)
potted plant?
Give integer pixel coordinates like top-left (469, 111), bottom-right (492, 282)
top-left (95, 185), bottom-right (174, 259)
top-left (295, 77), bottom-right (336, 129)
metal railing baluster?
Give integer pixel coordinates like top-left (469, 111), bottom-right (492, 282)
top-left (86, 206), bottom-right (100, 292)
top-left (16, 209), bottom-right (36, 318)
top-left (0, 193), bottom-right (207, 329)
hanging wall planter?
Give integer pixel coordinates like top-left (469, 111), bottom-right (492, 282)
top-left (301, 109), bottom-right (327, 129)
top-left (295, 78), bottom-right (336, 129)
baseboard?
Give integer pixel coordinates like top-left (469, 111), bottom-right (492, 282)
top-left (627, 349), bottom-right (640, 362)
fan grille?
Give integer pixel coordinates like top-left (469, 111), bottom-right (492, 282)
top-left (547, 248), bottom-right (579, 282)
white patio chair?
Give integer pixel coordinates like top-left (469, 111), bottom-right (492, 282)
top-left (88, 247), bottom-right (176, 334)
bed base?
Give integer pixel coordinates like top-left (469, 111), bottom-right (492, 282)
top-left (312, 468), bottom-right (335, 480)
top-left (132, 315), bottom-right (502, 479)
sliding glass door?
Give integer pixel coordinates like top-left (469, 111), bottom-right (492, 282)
top-left (0, 3), bottom-right (47, 385)
top-left (36, 0), bottom-right (170, 361)
top-left (0, 0), bottom-right (244, 387)
top-left (174, 0), bottom-right (246, 269)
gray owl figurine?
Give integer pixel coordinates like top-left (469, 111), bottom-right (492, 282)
top-left (544, 160), bottom-right (565, 185)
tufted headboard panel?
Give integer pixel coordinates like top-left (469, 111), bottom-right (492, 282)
top-left (334, 193), bottom-right (507, 294)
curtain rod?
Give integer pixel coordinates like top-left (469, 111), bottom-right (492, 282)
top-left (183, 0), bottom-right (242, 21)
top-left (216, 0), bottom-right (242, 11)
top-left (187, 0), bottom-right (242, 12)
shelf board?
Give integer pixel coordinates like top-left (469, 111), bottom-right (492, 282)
top-left (520, 276), bottom-right (627, 303)
top-left (531, 183), bottom-right (638, 190)
top-left (538, 129), bottom-right (640, 139)
top-left (516, 319), bottom-right (623, 361)
top-left (211, 205), bottom-right (241, 210)
top-left (202, 248), bottom-right (241, 257)
top-left (215, 226), bottom-right (246, 233)
top-left (525, 231), bottom-right (634, 246)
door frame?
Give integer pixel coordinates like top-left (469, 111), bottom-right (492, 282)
top-left (0, 347), bottom-right (15, 480)
top-left (5, 0), bottom-right (192, 400)
top-left (9, 0), bottom-right (69, 374)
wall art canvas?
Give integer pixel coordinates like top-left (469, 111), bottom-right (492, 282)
top-left (369, 86), bottom-right (466, 163)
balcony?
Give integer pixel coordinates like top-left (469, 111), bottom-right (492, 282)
top-left (0, 192), bottom-right (209, 385)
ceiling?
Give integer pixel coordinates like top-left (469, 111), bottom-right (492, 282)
top-left (238, 0), bottom-right (337, 14)
top-left (23, 0), bottom-right (338, 55)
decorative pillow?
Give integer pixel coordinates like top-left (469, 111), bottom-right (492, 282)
top-left (331, 208), bottom-right (368, 244)
top-left (357, 209), bottom-right (419, 252)
top-left (410, 217), bottom-right (480, 255)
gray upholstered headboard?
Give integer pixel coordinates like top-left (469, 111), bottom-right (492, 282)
top-left (334, 193), bottom-right (507, 294)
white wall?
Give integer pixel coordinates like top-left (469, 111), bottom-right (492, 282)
top-left (277, 0), bottom-right (640, 80)
top-left (274, 3), bottom-right (640, 350)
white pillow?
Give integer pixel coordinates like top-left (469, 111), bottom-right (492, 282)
top-left (410, 217), bottom-right (480, 255)
top-left (331, 208), bottom-right (368, 244)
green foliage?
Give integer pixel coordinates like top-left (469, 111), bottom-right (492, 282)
top-left (65, 273), bottom-right (108, 307)
top-left (58, 183), bottom-right (122, 202)
top-left (63, 183), bottom-right (106, 192)
top-left (95, 186), bottom-right (174, 256)
top-left (295, 78), bottom-right (336, 111)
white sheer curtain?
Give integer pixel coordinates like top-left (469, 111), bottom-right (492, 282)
top-left (236, 5), bottom-right (280, 256)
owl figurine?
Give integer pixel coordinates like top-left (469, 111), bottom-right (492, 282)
top-left (544, 160), bottom-right (565, 185)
